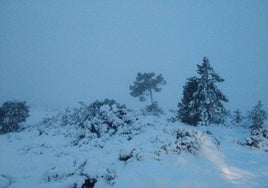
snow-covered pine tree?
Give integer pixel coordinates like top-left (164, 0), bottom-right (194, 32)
top-left (231, 109), bottom-right (243, 125)
top-left (178, 57), bottom-right (228, 126)
top-left (249, 101), bottom-right (267, 130)
top-left (178, 77), bottom-right (201, 125)
top-left (196, 57), bottom-right (229, 125)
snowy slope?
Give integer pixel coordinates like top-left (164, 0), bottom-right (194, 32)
top-left (0, 108), bottom-right (268, 188)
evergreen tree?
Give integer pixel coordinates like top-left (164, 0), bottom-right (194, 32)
top-left (178, 57), bottom-right (228, 125)
top-left (249, 101), bottom-right (267, 130)
top-left (178, 77), bottom-right (200, 125)
top-left (129, 72), bottom-right (166, 106)
top-left (232, 109), bottom-right (243, 125)
top-left (0, 101), bottom-right (30, 134)
top-left (232, 109), bottom-right (243, 124)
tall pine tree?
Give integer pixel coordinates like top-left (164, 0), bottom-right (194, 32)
top-left (178, 57), bottom-right (228, 125)
top-left (129, 72), bottom-right (166, 106)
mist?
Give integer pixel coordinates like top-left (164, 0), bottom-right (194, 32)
top-left (1, 1), bottom-right (268, 111)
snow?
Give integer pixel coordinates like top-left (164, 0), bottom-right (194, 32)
top-left (0, 108), bottom-right (268, 188)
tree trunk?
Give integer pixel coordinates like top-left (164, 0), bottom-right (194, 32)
top-left (149, 89), bottom-right (154, 106)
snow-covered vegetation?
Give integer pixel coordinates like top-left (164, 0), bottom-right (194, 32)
top-left (0, 101), bottom-right (267, 188)
top-left (0, 101), bottom-right (29, 134)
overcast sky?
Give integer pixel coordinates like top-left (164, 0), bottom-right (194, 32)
top-left (1, 1), bottom-right (268, 111)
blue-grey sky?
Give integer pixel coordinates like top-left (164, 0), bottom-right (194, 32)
top-left (1, 1), bottom-right (268, 111)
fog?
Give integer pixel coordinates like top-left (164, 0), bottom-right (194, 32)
top-left (1, 1), bottom-right (268, 111)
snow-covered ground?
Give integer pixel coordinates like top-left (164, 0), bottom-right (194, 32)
top-left (1, 108), bottom-right (267, 188)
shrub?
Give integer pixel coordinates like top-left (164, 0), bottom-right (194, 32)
top-left (143, 101), bottom-right (163, 116)
top-left (173, 129), bottom-right (202, 155)
top-left (59, 99), bottom-right (135, 138)
top-left (0, 101), bottom-right (30, 134)
top-left (152, 128), bottom-right (210, 157)
top-left (119, 148), bottom-right (143, 162)
top-left (81, 178), bottom-right (97, 188)
top-left (245, 127), bottom-right (268, 150)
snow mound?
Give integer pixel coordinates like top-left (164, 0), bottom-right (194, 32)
top-left (200, 134), bottom-right (255, 185)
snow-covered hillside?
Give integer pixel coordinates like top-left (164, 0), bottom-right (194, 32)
top-left (1, 107), bottom-right (268, 188)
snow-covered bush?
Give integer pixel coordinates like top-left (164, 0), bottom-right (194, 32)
top-left (143, 101), bottom-right (164, 116)
top-left (80, 166), bottom-right (118, 187)
top-left (103, 168), bottom-right (117, 185)
top-left (0, 101), bottom-right (29, 134)
top-left (243, 102), bottom-right (268, 151)
top-left (173, 129), bottom-right (202, 155)
top-left (59, 99), bottom-right (129, 127)
top-left (119, 148), bottom-right (143, 162)
top-left (81, 178), bottom-right (97, 188)
top-left (117, 123), bottom-right (142, 141)
top-left (245, 127), bottom-right (268, 151)
top-left (88, 101), bottom-right (133, 137)
top-left (41, 99), bottom-right (136, 140)
top-left (153, 128), bottom-right (208, 156)
top-left (166, 111), bottom-right (178, 123)
top-left (40, 115), bottom-right (59, 126)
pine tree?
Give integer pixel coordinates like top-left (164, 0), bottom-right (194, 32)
top-left (129, 72), bottom-right (166, 106)
top-left (178, 77), bottom-right (201, 125)
top-left (178, 57), bottom-right (228, 125)
top-left (232, 109), bottom-right (243, 125)
top-left (250, 101), bottom-right (267, 130)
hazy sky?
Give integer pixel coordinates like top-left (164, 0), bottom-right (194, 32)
top-left (1, 1), bottom-right (268, 111)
